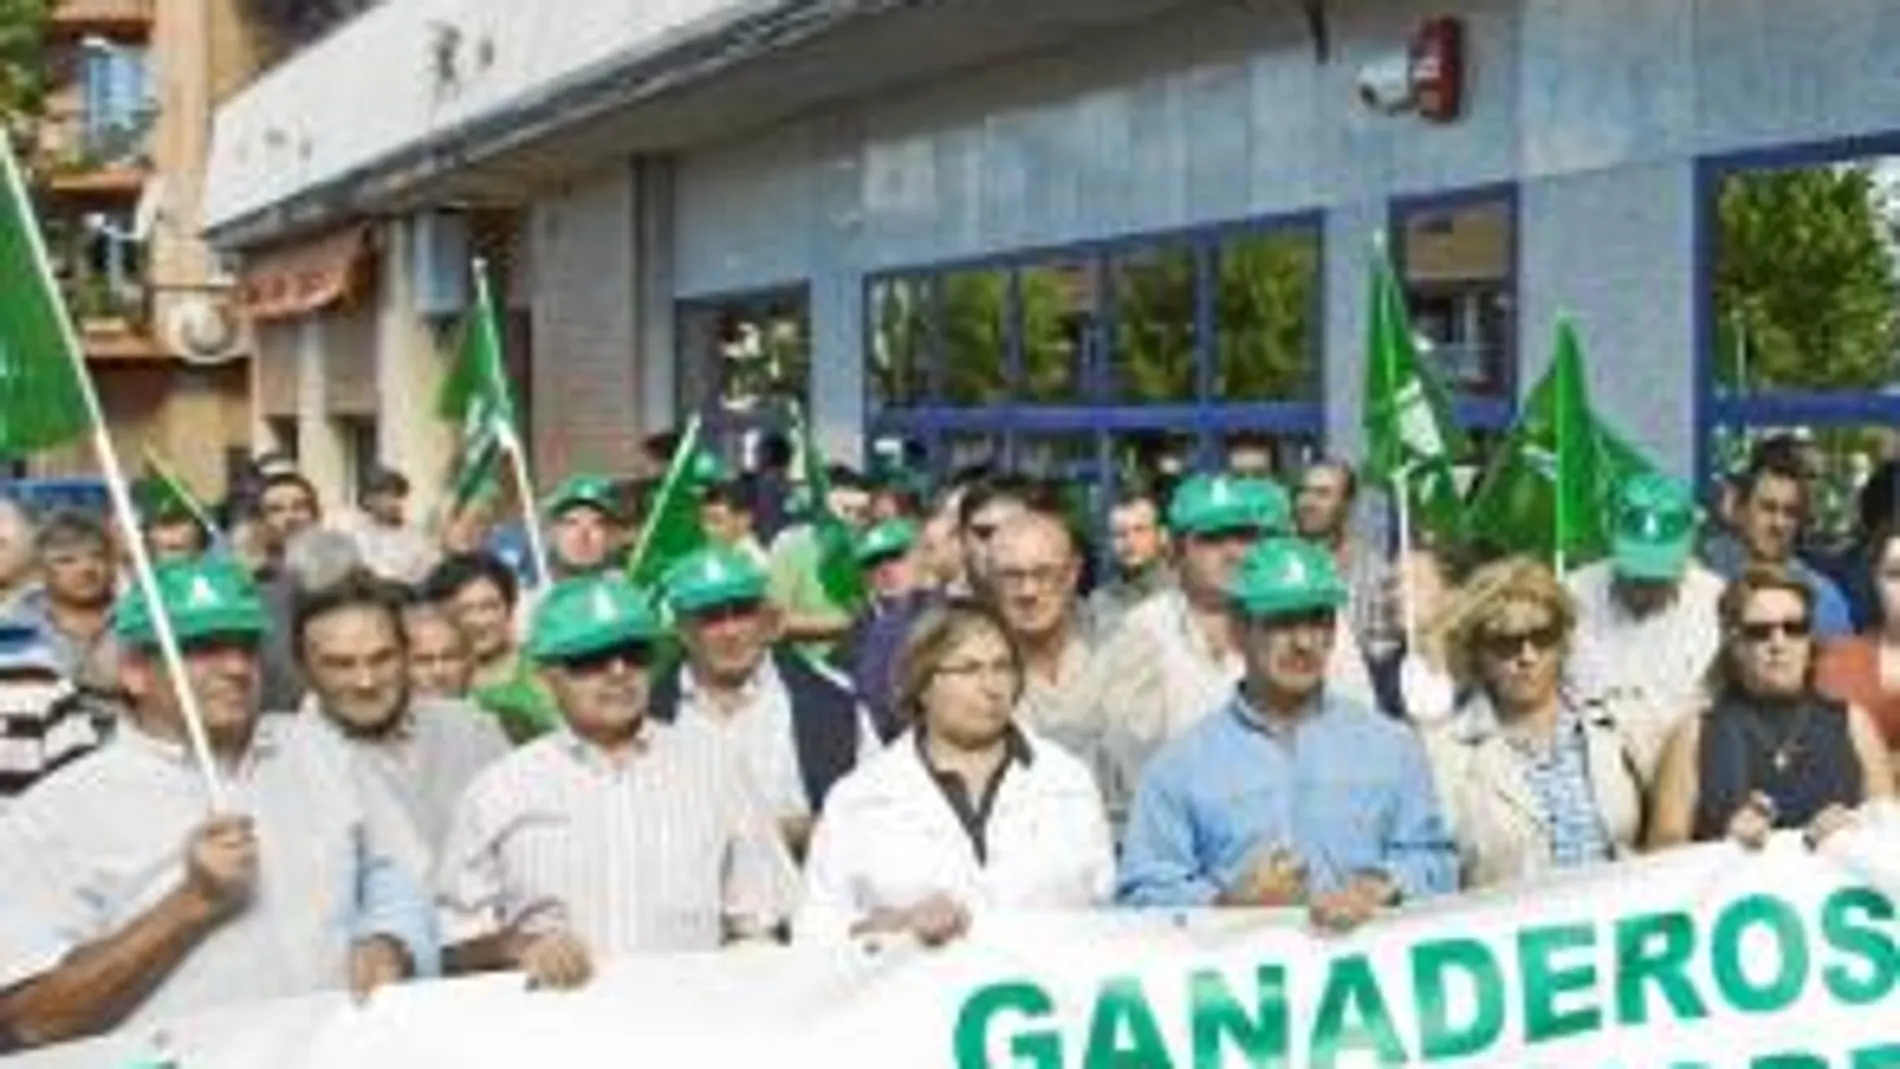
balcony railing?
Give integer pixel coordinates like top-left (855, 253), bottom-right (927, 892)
top-left (34, 106), bottom-right (154, 193)
top-left (46, 0), bottom-right (155, 41)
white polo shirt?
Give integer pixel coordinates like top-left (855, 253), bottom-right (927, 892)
top-left (0, 715), bottom-right (433, 1035)
top-left (796, 726), bottom-right (1113, 943)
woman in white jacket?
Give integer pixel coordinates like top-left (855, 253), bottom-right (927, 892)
top-left (796, 598), bottom-right (1113, 946)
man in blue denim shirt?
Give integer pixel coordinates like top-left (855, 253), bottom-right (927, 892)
top-left (1117, 537), bottom-right (1456, 930)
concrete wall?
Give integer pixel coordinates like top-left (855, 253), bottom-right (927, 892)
top-left (665, 0), bottom-right (1900, 479)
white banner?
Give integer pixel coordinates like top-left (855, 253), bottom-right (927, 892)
top-left (12, 815), bottom-right (1900, 1068)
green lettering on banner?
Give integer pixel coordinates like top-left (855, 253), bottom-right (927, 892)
top-left (1750, 1055), bottom-right (1828, 1069)
top-left (1853, 1044), bottom-right (1900, 1068)
top-left (1820, 888), bottom-right (1900, 1006)
top-left (1410, 938), bottom-right (1505, 1059)
top-left (1519, 923), bottom-right (1603, 1042)
top-left (1085, 978), bottom-right (1174, 1069)
top-left (1712, 895), bottom-right (1810, 1014)
top-left (1308, 955), bottom-right (1409, 1069)
top-left (1614, 910), bottom-right (1711, 1025)
top-left (953, 980), bottom-right (1060, 1069)
top-left (1188, 965), bottom-right (1290, 1068)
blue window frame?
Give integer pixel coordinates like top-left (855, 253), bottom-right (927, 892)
top-left (864, 211), bottom-right (1327, 548)
top-left (1387, 183), bottom-right (1520, 440)
top-left (675, 284), bottom-right (811, 468)
top-left (1694, 133), bottom-right (1900, 542)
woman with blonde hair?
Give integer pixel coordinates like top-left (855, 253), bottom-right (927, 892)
top-left (1648, 565), bottom-right (1894, 849)
top-left (797, 598), bottom-right (1112, 946)
top-left (1412, 556), bottom-right (1645, 889)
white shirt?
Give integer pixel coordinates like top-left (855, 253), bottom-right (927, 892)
top-left (436, 720), bottom-right (798, 956)
top-left (0, 716), bottom-right (431, 1034)
top-left (346, 514), bottom-right (439, 586)
top-left (796, 727), bottom-right (1113, 943)
top-left (1564, 560), bottom-right (1723, 773)
top-left (679, 658), bottom-right (879, 821)
top-left (307, 698), bottom-right (511, 862)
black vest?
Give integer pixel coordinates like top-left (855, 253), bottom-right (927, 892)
top-left (650, 648), bottom-right (862, 812)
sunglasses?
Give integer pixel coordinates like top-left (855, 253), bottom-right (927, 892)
top-left (1259, 608), bottom-right (1338, 634)
top-left (559, 643), bottom-right (652, 676)
top-left (1737, 618), bottom-right (1810, 644)
top-left (1478, 623), bottom-right (1565, 659)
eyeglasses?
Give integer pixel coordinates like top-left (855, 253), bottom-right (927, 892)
top-left (1478, 623), bottom-right (1565, 659)
top-left (935, 658), bottom-right (1019, 682)
top-left (1737, 618), bottom-right (1810, 644)
top-left (560, 643), bottom-right (652, 676)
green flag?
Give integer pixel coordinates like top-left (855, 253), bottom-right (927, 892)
top-left (0, 141), bottom-right (95, 457)
top-left (794, 408), bottom-right (867, 612)
top-left (1361, 240), bottom-right (1467, 538)
top-left (437, 262), bottom-right (519, 509)
top-left (626, 415), bottom-right (709, 589)
top-left (134, 446), bottom-right (215, 534)
top-left (1464, 317), bottom-right (1608, 567)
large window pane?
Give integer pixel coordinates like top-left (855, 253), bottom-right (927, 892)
top-left (1109, 244), bottom-right (1197, 404)
top-left (1398, 197), bottom-right (1514, 397)
top-left (940, 268), bottom-right (1010, 407)
top-left (868, 276), bottom-right (930, 410)
top-left (1214, 228), bottom-right (1320, 402)
top-left (1019, 259), bottom-right (1097, 404)
top-left (1713, 162), bottom-right (1900, 396)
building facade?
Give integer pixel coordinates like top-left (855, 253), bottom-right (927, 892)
top-left (202, 0), bottom-right (1900, 530)
top-left (25, 0), bottom-right (290, 499)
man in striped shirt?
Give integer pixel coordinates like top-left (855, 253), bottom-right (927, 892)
top-left (0, 621), bottom-right (109, 808)
top-left (437, 574), bottom-right (797, 990)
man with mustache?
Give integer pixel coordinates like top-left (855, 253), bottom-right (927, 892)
top-left (1117, 537), bottom-right (1455, 932)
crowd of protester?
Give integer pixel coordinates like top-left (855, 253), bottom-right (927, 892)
top-left (0, 427), bottom-right (1894, 1050)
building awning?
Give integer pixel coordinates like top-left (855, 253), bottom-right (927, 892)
top-left (236, 226), bottom-right (372, 323)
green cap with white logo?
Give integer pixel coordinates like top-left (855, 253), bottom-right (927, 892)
top-left (1167, 473), bottom-right (1292, 537)
top-left (662, 546), bottom-right (770, 616)
top-left (543, 474), bottom-right (624, 522)
top-left (855, 519), bottom-right (918, 565)
top-left (114, 556), bottom-right (270, 649)
top-left (527, 575), bottom-right (662, 662)
top-left (1225, 537), bottom-right (1349, 619)
top-left (1611, 473), bottom-right (1699, 582)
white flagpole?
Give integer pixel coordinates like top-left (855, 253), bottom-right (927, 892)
top-left (498, 426), bottom-right (551, 587)
top-left (1393, 463), bottom-right (1419, 653)
top-left (1, 144), bottom-right (227, 809)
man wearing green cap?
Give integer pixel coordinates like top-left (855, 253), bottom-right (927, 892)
top-left (1561, 472), bottom-right (1723, 774)
top-left (1118, 538), bottom-right (1455, 928)
top-left (651, 546), bottom-right (878, 858)
top-left (0, 558), bottom-right (434, 1047)
top-left (543, 474), bottom-right (628, 581)
top-left (438, 574), bottom-right (795, 990)
top-left (1075, 474), bottom-right (1375, 830)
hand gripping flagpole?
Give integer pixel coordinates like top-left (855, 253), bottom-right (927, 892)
top-left (1, 144), bottom-right (227, 809)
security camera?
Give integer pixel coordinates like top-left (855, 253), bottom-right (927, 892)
top-left (1356, 52), bottom-right (1417, 114)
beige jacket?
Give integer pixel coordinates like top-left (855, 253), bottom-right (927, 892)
top-left (1420, 696), bottom-right (1645, 891)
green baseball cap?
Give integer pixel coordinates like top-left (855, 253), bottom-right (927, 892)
top-left (527, 575), bottom-right (662, 663)
top-left (663, 545), bottom-right (770, 616)
top-left (1225, 537), bottom-right (1349, 619)
top-left (855, 519), bottom-right (918, 565)
top-left (1611, 473), bottom-right (1699, 582)
top-left (688, 450), bottom-right (733, 488)
top-left (543, 474), bottom-right (624, 522)
top-left (1168, 473), bottom-right (1287, 537)
top-left (114, 556), bottom-right (270, 649)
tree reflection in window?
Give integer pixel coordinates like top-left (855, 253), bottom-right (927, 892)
top-left (1109, 244), bottom-right (1197, 403)
top-left (1215, 228), bottom-right (1319, 402)
top-left (940, 269), bottom-right (1010, 407)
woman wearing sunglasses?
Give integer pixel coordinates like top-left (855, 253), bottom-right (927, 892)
top-left (1648, 565), bottom-right (1895, 850)
top-left (1414, 557), bottom-right (1646, 890)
